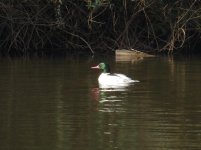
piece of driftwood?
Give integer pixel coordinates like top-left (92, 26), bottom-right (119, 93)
top-left (115, 49), bottom-right (155, 62)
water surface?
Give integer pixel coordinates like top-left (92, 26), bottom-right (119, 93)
top-left (0, 56), bottom-right (201, 150)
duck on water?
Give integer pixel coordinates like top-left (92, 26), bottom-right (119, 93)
top-left (91, 62), bottom-right (139, 88)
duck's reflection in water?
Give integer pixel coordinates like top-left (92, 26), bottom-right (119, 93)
top-left (90, 86), bottom-right (131, 148)
top-left (91, 85), bottom-right (130, 113)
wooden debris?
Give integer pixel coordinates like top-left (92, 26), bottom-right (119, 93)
top-left (115, 49), bottom-right (155, 62)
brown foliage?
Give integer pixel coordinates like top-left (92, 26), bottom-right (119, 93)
top-left (0, 0), bottom-right (201, 55)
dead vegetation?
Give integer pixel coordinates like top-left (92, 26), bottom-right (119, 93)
top-left (0, 0), bottom-right (201, 55)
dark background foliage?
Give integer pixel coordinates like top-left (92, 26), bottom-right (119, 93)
top-left (0, 0), bottom-right (200, 55)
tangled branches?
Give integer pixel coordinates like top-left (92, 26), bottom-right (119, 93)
top-left (0, 0), bottom-right (201, 55)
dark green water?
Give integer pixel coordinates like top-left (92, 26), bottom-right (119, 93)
top-left (0, 56), bottom-right (201, 150)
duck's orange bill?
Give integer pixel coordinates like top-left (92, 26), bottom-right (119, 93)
top-left (91, 65), bottom-right (99, 69)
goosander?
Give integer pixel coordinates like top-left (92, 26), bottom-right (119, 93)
top-left (91, 62), bottom-right (138, 87)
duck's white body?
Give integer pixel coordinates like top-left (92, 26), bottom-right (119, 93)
top-left (91, 63), bottom-right (139, 88)
top-left (98, 73), bottom-right (137, 87)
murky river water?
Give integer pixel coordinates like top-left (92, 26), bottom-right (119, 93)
top-left (0, 56), bottom-right (201, 150)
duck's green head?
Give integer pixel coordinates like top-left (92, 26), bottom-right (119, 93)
top-left (91, 62), bottom-right (111, 73)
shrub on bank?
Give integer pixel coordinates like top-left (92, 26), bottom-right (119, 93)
top-left (0, 0), bottom-right (200, 55)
